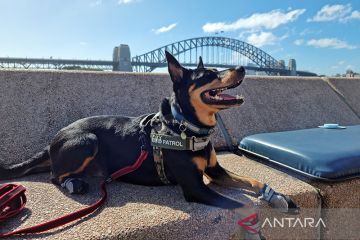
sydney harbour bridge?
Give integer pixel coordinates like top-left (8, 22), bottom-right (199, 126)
top-left (0, 37), bottom-right (316, 76)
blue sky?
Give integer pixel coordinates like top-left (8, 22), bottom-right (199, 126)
top-left (0, 0), bottom-right (359, 75)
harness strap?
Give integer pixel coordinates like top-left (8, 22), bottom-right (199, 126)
top-left (0, 150), bottom-right (148, 238)
top-left (149, 112), bottom-right (212, 185)
top-left (153, 147), bottom-right (171, 185)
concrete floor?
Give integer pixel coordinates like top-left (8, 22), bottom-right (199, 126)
top-left (1, 153), bottom-right (321, 240)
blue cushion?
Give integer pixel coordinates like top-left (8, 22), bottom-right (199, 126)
top-left (239, 125), bottom-right (360, 181)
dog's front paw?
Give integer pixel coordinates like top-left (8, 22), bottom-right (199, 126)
top-left (61, 178), bottom-right (89, 194)
top-left (259, 184), bottom-right (300, 215)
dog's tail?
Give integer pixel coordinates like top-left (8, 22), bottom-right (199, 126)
top-left (0, 146), bottom-right (51, 180)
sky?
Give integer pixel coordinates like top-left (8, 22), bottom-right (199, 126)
top-left (0, 0), bottom-right (359, 75)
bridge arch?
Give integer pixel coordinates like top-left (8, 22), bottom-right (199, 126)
top-left (131, 36), bottom-right (282, 72)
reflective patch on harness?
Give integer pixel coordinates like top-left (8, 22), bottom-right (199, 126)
top-left (150, 133), bottom-right (188, 150)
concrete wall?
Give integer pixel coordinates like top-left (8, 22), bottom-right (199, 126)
top-left (220, 76), bottom-right (360, 144)
top-left (0, 70), bottom-right (227, 167)
top-left (1, 70), bottom-right (360, 167)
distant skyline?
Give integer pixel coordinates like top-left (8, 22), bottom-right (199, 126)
top-left (0, 0), bottom-right (359, 75)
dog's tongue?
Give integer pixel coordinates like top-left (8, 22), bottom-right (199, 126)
top-left (218, 93), bottom-right (236, 100)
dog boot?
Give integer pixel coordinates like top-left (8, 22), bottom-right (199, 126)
top-left (259, 184), bottom-right (300, 214)
top-left (61, 178), bottom-right (89, 194)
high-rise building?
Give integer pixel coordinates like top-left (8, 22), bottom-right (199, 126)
top-left (279, 60), bottom-right (285, 69)
top-left (288, 59), bottom-right (297, 76)
top-left (288, 59), bottom-right (296, 71)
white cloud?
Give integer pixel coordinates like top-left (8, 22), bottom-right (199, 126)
top-left (246, 32), bottom-right (280, 47)
top-left (307, 38), bottom-right (356, 49)
top-left (152, 23), bottom-right (177, 34)
top-left (118, 0), bottom-right (138, 5)
top-left (299, 28), bottom-right (322, 36)
top-left (308, 4), bottom-right (351, 22)
top-left (202, 9), bottom-right (306, 33)
top-left (238, 29), bottom-right (259, 39)
top-left (308, 4), bottom-right (360, 22)
top-left (294, 39), bottom-right (304, 45)
top-left (349, 10), bottom-right (360, 20)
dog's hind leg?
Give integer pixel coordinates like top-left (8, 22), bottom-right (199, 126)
top-left (49, 132), bottom-right (99, 194)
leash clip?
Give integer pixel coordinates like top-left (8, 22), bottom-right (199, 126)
top-left (179, 122), bottom-right (187, 132)
top-left (179, 122), bottom-right (188, 140)
top-left (105, 177), bottom-right (113, 184)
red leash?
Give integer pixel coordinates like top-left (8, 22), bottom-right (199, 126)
top-left (0, 150), bottom-right (148, 238)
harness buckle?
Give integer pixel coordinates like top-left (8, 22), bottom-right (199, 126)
top-left (190, 136), bottom-right (210, 152)
top-left (190, 136), bottom-right (196, 151)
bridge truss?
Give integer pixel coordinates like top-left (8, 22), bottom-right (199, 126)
top-left (132, 36), bottom-right (283, 73)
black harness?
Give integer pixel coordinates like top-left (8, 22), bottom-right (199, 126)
top-left (140, 106), bottom-right (214, 184)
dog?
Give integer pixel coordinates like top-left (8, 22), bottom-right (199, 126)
top-left (0, 51), bottom-right (298, 238)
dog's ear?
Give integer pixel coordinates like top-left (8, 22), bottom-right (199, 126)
top-left (165, 51), bottom-right (183, 84)
top-left (197, 56), bottom-right (204, 69)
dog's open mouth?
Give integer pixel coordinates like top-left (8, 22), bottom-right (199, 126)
top-left (201, 80), bottom-right (244, 105)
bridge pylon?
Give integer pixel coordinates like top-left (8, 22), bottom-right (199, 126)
top-left (113, 44), bottom-right (132, 72)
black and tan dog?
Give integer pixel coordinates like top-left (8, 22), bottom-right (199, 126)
top-left (1, 51), bottom-right (298, 237)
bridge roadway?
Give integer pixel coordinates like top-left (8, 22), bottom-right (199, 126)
top-left (0, 57), bottom-right (316, 76)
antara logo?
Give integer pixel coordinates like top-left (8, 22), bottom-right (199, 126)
top-left (261, 217), bottom-right (326, 228)
top-left (237, 215), bottom-right (326, 232)
top-left (237, 214), bottom-right (258, 233)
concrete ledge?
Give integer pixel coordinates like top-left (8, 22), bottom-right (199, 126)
top-left (305, 176), bottom-right (360, 240)
top-left (240, 151), bottom-right (360, 239)
top-left (0, 153), bottom-right (321, 240)
top-left (312, 179), bottom-right (360, 208)
top-left (217, 153), bottom-right (322, 239)
top-left (240, 150), bottom-right (360, 208)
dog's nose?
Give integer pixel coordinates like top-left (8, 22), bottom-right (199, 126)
top-left (235, 66), bottom-right (245, 74)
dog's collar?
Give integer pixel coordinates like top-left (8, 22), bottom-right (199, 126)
top-left (170, 104), bottom-right (214, 136)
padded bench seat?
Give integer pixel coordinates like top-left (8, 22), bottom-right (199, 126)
top-left (239, 125), bottom-right (360, 181)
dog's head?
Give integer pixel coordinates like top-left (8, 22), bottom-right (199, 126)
top-left (165, 51), bottom-right (245, 127)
